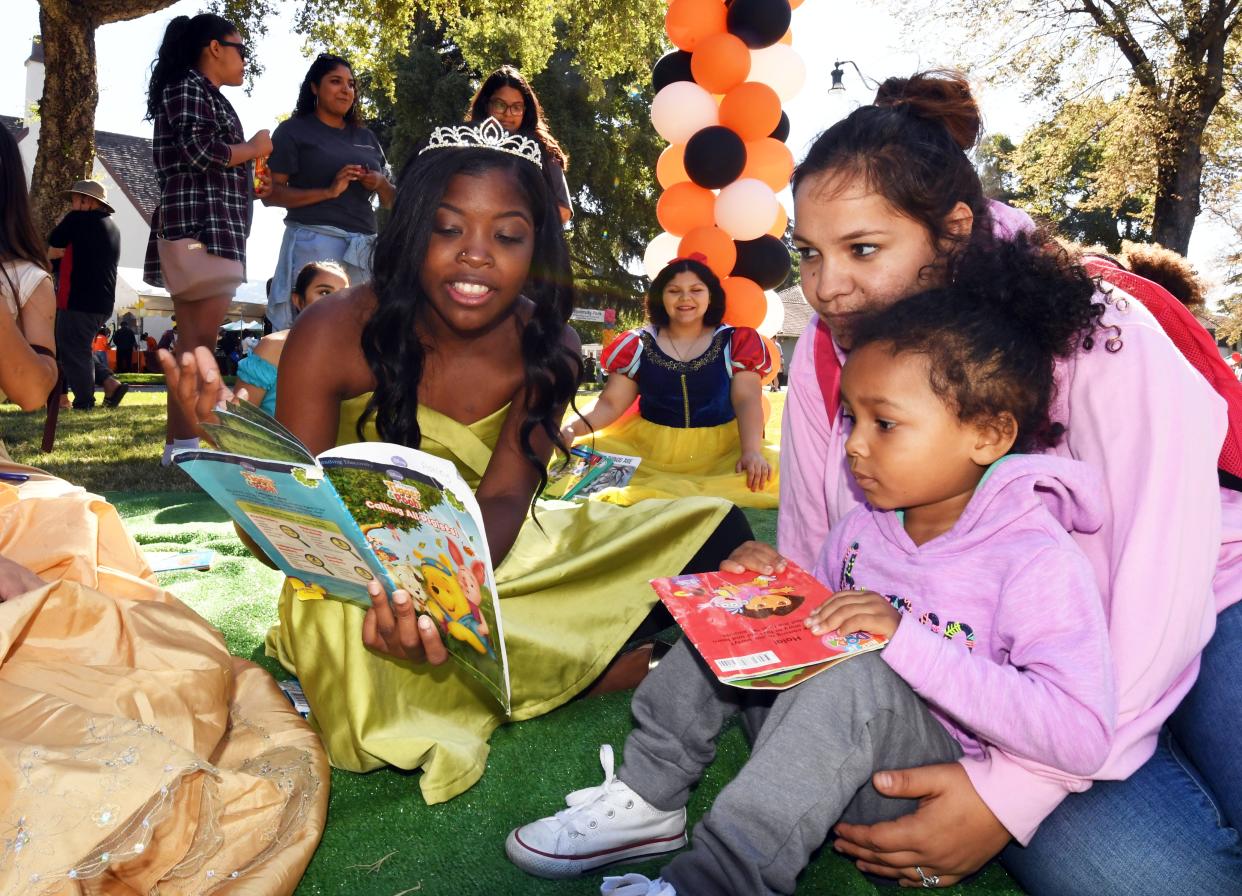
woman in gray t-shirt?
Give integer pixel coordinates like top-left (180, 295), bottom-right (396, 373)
top-left (467, 66), bottom-right (573, 226)
top-left (263, 54), bottom-right (395, 329)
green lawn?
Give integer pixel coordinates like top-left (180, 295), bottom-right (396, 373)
top-left (1, 397), bottom-right (1024, 895)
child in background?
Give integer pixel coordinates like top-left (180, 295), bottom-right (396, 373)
top-left (506, 237), bottom-right (1117, 896)
top-left (236, 260), bottom-right (347, 415)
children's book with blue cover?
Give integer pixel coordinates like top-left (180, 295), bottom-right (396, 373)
top-left (173, 397), bottom-right (510, 712)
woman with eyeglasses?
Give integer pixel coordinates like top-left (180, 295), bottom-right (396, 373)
top-left (145, 12), bottom-right (272, 466)
top-left (263, 54), bottom-right (395, 330)
top-left (468, 65), bottom-right (573, 225)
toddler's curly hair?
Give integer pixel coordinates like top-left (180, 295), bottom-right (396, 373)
top-left (849, 234), bottom-right (1104, 453)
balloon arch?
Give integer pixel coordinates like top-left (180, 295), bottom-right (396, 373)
top-left (644, 0), bottom-right (807, 382)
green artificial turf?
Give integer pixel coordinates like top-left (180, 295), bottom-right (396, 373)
top-left (108, 493), bottom-right (1024, 896)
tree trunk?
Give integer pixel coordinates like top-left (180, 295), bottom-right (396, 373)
top-left (30, 0), bottom-right (180, 237)
top-left (30, 5), bottom-right (99, 238)
top-left (1150, 113), bottom-right (1208, 255)
top-left (1152, 134), bottom-right (1202, 254)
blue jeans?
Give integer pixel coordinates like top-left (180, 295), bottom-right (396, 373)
top-left (267, 225), bottom-right (371, 330)
top-left (1001, 598), bottom-right (1242, 894)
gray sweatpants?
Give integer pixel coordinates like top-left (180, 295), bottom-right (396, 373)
top-left (618, 640), bottom-right (963, 896)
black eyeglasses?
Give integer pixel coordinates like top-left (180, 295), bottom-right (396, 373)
top-left (488, 98), bottom-right (525, 117)
top-left (219, 40), bottom-right (249, 60)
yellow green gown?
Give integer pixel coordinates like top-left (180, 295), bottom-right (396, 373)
top-left (265, 395), bottom-right (732, 803)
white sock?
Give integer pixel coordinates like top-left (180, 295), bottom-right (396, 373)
top-left (161, 438), bottom-right (200, 466)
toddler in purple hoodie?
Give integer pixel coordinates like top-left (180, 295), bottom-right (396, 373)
top-left (507, 239), bottom-right (1117, 896)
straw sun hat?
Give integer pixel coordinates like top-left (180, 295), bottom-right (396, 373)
top-left (62, 180), bottom-right (115, 214)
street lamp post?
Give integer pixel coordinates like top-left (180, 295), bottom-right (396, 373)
top-left (830, 60), bottom-right (879, 93)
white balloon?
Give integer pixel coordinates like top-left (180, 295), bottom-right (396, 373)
top-left (651, 81), bottom-right (720, 145)
top-left (747, 44), bottom-right (807, 103)
top-left (758, 289), bottom-right (786, 338)
top-left (643, 232), bottom-right (682, 280)
top-left (715, 178), bottom-right (780, 242)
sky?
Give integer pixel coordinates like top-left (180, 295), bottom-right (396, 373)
top-left (0, 0), bottom-right (1232, 295)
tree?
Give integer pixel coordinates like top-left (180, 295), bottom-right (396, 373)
top-left (29, 0), bottom-right (178, 235)
top-left (308, 6), bottom-right (667, 319)
top-left (979, 95), bottom-right (1155, 251)
top-left (898, 0), bottom-right (1242, 254)
top-left (293, 0), bottom-right (666, 103)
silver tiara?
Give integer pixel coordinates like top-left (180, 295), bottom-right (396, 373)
top-left (419, 117), bottom-right (543, 166)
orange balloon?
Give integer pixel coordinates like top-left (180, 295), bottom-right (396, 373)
top-left (719, 82), bottom-right (782, 142)
top-left (691, 33), bottom-right (751, 95)
top-left (657, 144), bottom-right (689, 189)
top-left (656, 182), bottom-right (717, 237)
top-left (767, 205), bottom-right (789, 238)
top-left (789, 0), bottom-right (804, 9)
top-left (760, 334), bottom-right (782, 385)
top-left (679, 226), bottom-right (738, 279)
top-left (722, 276), bottom-right (766, 328)
top-left (742, 138), bottom-right (795, 191)
top-left (666, 0), bottom-right (727, 52)
top-left (779, 27), bottom-right (794, 44)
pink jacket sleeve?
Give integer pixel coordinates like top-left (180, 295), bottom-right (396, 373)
top-left (962, 302), bottom-right (1225, 843)
top-left (884, 544), bottom-right (1115, 777)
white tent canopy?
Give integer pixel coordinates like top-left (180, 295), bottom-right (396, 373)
top-left (221, 319), bottom-right (264, 332)
top-left (114, 267), bottom-right (269, 322)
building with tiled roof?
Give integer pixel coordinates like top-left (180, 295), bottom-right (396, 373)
top-left (772, 283), bottom-right (814, 379)
top-left (5, 39), bottom-right (268, 334)
top-left (7, 40), bottom-right (155, 271)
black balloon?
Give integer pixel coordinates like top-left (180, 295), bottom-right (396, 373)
top-left (769, 111), bottom-right (790, 143)
top-left (731, 235), bottom-right (791, 290)
top-left (726, 0), bottom-right (792, 48)
top-left (684, 126), bottom-right (747, 189)
top-left (652, 50), bottom-right (694, 93)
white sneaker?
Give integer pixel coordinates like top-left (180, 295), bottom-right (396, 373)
top-left (601, 872), bottom-right (677, 895)
top-left (506, 744), bottom-right (687, 879)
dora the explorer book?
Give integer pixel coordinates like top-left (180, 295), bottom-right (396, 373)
top-left (173, 397), bottom-right (510, 712)
top-left (650, 561), bottom-right (887, 690)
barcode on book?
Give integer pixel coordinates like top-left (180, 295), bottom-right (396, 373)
top-left (715, 651), bottom-right (780, 672)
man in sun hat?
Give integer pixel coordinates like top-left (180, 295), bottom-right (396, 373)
top-left (47, 180), bottom-right (128, 409)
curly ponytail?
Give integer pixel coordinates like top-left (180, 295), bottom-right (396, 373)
top-left (794, 69), bottom-right (991, 264)
top-left (146, 13), bottom-right (236, 121)
top-left (849, 233), bottom-right (1104, 452)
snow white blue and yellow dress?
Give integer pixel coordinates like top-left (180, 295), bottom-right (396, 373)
top-left (265, 395), bottom-right (733, 803)
top-left (579, 325), bottom-right (780, 508)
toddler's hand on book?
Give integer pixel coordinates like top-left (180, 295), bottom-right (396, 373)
top-left (362, 581), bottom-right (449, 665)
top-left (720, 540), bottom-right (787, 576)
top-left (807, 589), bottom-right (900, 639)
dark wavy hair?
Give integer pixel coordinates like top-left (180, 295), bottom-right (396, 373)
top-left (793, 70), bottom-right (993, 272)
top-left (849, 233), bottom-right (1104, 453)
top-left (292, 54), bottom-right (360, 126)
top-left (0, 125), bottom-right (49, 305)
top-left (359, 145), bottom-right (579, 501)
top-left (146, 13), bottom-right (237, 121)
top-left (468, 65), bottom-right (568, 170)
top-left (291, 259), bottom-right (348, 317)
top-left (646, 258), bottom-right (726, 329)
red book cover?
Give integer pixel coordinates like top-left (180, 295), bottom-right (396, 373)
top-left (650, 561), bottom-right (887, 690)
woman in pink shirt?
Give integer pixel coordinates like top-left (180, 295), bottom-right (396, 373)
top-left (774, 71), bottom-right (1239, 891)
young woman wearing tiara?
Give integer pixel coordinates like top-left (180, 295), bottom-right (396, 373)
top-left (165, 117), bottom-right (753, 803)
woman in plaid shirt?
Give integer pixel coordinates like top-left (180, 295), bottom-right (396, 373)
top-left (145, 12), bottom-right (272, 466)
